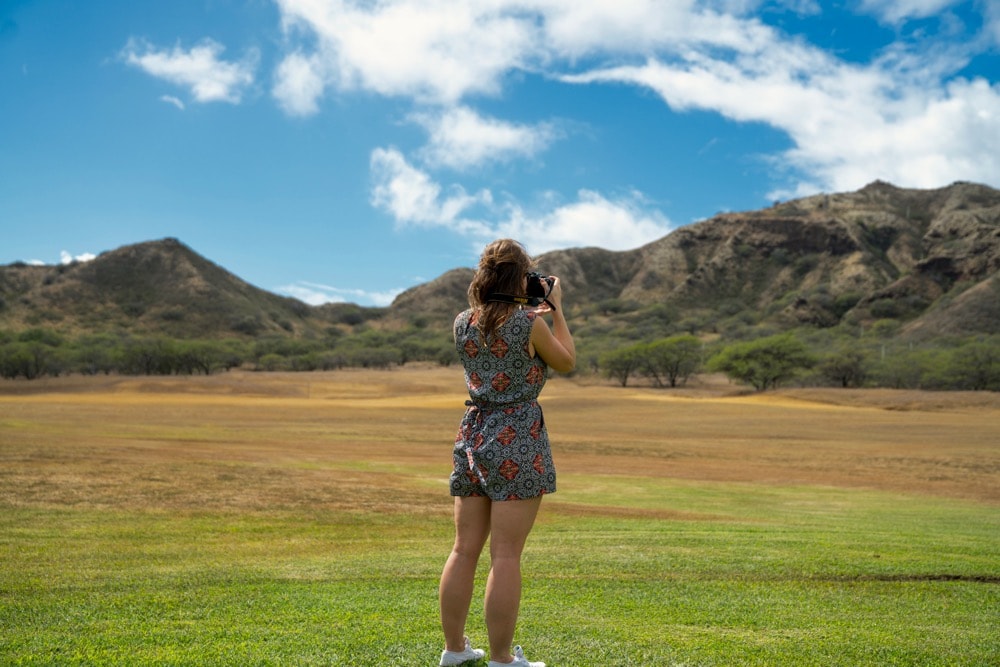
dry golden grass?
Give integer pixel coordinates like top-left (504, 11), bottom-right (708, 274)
top-left (1, 365), bottom-right (998, 518)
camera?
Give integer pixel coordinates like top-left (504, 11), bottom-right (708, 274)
top-left (487, 271), bottom-right (556, 310)
top-left (526, 271), bottom-right (554, 299)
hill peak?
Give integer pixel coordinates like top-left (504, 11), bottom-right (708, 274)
top-left (2, 180), bottom-right (998, 342)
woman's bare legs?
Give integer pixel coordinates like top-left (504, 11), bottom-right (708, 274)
top-left (440, 496), bottom-right (491, 651)
top-left (485, 496), bottom-right (542, 664)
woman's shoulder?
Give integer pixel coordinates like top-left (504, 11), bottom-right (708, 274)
top-left (500, 307), bottom-right (538, 333)
top-left (507, 308), bottom-right (538, 325)
top-left (454, 308), bottom-right (474, 323)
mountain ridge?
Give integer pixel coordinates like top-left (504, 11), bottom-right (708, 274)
top-left (2, 180), bottom-right (999, 342)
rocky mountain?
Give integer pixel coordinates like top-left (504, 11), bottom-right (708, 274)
top-left (2, 181), bottom-right (999, 341)
top-left (0, 238), bottom-right (322, 338)
top-left (391, 181), bottom-right (1000, 339)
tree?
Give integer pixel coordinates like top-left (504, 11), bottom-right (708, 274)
top-left (602, 345), bottom-right (643, 387)
top-left (0, 343), bottom-right (38, 379)
top-left (948, 337), bottom-right (1000, 390)
top-left (872, 347), bottom-right (927, 389)
top-left (818, 346), bottom-right (870, 388)
top-left (0, 334), bottom-right (64, 379)
top-left (120, 336), bottom-right (177, 375)
top-left (708, 333), bottom-right (814, 391)
top-left (73, 333), bottom-right (121, 375)
top-left (643, 335), bottom-right (702, 387)
top-left (174, 340), bottom-right (235, 375)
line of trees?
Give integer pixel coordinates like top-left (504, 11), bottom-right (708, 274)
top-left (0, 327), bottom-right (457, 380)
top-left (3, 325), bottom-right (999, 392)
top-left (601, 332), bottom-right (1000, 392)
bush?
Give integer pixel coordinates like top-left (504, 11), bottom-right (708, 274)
top-left (643, 335), bottom-right (702, 388)
top-left (601, 345), bottom-right (644, 387)
top-left (946, 337), bottom-right (1000, 390)
top-left (818, 346), bottom-right (871, 388)
top-left (708, 333), bottom-right (815, 391)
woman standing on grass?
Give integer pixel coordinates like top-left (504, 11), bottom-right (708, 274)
top-left (438, 239), bottom-right (576, 667)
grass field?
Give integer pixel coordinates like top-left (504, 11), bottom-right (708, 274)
top-left (1, 366), bottom-right (998, 666)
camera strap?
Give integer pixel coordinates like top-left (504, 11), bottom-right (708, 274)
top-left (487, 292), bottom-right (556, 311)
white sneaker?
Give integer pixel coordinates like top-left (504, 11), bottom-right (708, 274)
top-left (440, 636), bottom-right (486, 666)
top-left (487, 645), bottom-right (545, 667)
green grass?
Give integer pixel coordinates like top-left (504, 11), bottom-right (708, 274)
top-left (2, 478), bottom-right (999, 666)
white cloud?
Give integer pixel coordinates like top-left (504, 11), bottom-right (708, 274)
top-left (370, 147), bottom-right (492, 235)
top-left (274, 0), bottom-right (540, 106)
top-left (985, 1), bottom-right (1000, 47)
top-left (496, 189), bottom-right (673, 254)
top-left (272, 51), bottom-right (326, 115)
top-left (269, 0), bottom-right (781, 109)
top-left (277, 280), bottom-right (403, 307)
top-left (122, 38), bottom-right (257, 104)
top-left (561, 30), bottom-right (1000, 194)
top-left (370, 147), bottom-right (672, 252)
top-left (60, 251), bottom-right (96, 265)
top-left (858, 0), bottom-right (962, 24)
top-left (539, 0), bottom-right (773, 58)
top-left (160, 95), bottom-right (185, 110)
top-left (412, 106), bottom-right (559, 170)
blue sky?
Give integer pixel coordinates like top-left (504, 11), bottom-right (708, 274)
top-left (2, 0), bottom-right (998, 306)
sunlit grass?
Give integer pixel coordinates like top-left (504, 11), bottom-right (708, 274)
top-left (2, 481), bottom-right (998, 666)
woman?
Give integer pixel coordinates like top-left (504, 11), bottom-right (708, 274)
top-left (438, 239), bottom-right (576, 667)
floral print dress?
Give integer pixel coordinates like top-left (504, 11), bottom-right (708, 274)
top-left (450, 307), bottom-right (557, 500)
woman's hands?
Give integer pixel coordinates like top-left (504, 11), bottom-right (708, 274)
top-left (529, 276), bottom-right (576, 373)
top-left (529, 275), bottom-right (562, 314)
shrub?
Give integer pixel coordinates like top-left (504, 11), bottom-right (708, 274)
top-left (946, 337), bottom-right (1000, 390)
top-left (601, 345), bottom-right (644, 387)
top-left (818, 346), bottom-right (871, 388)
top-left (643, 335), bottom-right (702, 388)
top-left (708, 333), bottom-right (815, 391)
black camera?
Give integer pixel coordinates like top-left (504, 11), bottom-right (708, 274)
top-left (526, 271), bottom-right (554, 299)
top-left (487, 271), bottom-right (556, 310)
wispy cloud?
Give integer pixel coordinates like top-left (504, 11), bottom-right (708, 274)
top-left (60, 250), bottom-right (96, 264)
top-left (562, 38), bottom-right (1000, 196)
top-left (272, 51), bottom-right (325, 116)
top-left (122, 38), bottom-right (257, 104)
top-left (160, 95), bottom-right (185, 110)
top-left (370, 147), bottom-right (672, 253)
top-left (858, 0), bottom-right (963, 24)
top-left (985, 1), bottom-right (1000, 47)
top-left (496, 189), bottom-right (673, 255)
top-left (412, 106), bottom-right (560, 171)
top-left (370, 147), bottom-right (493, 235)
top-left (276, 280), bottom-right (403, 307)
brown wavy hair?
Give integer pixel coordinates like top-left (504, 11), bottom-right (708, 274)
top-left (467, 239), bottom-right (534, 344)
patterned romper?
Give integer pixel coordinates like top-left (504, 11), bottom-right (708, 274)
top-left (450, 308), bottom-right (557, 501)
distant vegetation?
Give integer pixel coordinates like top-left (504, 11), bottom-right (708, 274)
top-left (2, 319), bottom-right (998, 392)
top-left (596, 324), bottom-right (999, 392)
top-left (0, 324), bottom-right (454, 380)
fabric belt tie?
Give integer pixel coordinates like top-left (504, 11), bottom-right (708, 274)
top-left (464, 398), bottom-right (536, 412)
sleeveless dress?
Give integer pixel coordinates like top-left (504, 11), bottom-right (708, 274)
top-left (450, 307), bottom-right (557, 500)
